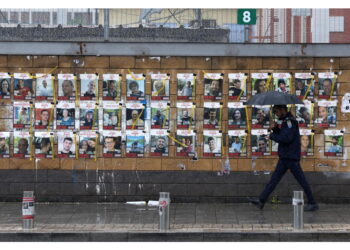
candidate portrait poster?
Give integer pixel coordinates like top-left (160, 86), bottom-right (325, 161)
top-left (176, 130), bottom-right (196, 157)
top-left (34, 132), bottom-right (53, 159)
top-left (177, 73), bottom-right (196, 100)
top-left (204, 73), bottom-right (223, 100)
top-left (80, 73), bottom-right (99, 101)
top-left (228, 102), bottom-right (247, 129)
top-left (273, 73), bottom-right (291, 94)
top-left (228, 130), bottom-right (247, 157)
top-left (295, 73), bottom-right (314, 100)
top-left (126, 74), bottom-right (145, 101)
top-left (56, 102), bottom-right (76, 130)
top-left (57, 131), bottom-right (75, 158)
top-left (151, 102), bottom-right (169, 129)
top-left (324, 130), bottom-right (344, 157)
top-left (177, 102), bottom-right (196, 129)
top-left (0, 132), bottom-right (10, 158)
top-left (228, 73), bottom-right (247, 101)
top-left (13, 73), bottom-right (34, 100)
top-left (251, 129), bottom-right (271, 156)
top-left (35, 73), bottom-right (54, 101)
top-left (151, 74), bottom-right (170, 101)
top-left (103, 74), bottom-right (121, 101)
top-left (0, 72), bottom-right (11, 100)
top-left (150, 130), bottom-right (169, 157)
top-left (58, 74), bottom-right (76, 101)
top-left (102, 130), bottom-right (122, 158)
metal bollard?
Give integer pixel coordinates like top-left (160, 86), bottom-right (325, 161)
top-left (22, 191), bottom-right (35, 230)
top-left (159, 192), bottom-right (170, 232)
top-left (293, 191), bottom-right (304, 230)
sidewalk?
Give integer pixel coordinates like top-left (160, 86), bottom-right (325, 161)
top-left (1, 202), bottom-right (350, 241)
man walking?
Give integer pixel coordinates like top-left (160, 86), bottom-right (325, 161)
top-left (248, 105), bottom-right (318, 212)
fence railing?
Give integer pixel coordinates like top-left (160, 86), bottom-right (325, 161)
top-left (0, 8), bottom-right (347, 43)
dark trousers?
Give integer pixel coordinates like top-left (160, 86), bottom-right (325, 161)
top-left (259, 158), bottom-right (316, 204)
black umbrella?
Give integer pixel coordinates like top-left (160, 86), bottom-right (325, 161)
top-left (246, 91), bottom-right (304, 106)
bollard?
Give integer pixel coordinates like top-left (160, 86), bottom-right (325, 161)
top-left (159, 192), bottom-right (170, 232)
top-left (293, 191), bottom-right (304, 230)
top-left (22, 191), bottom-right (35, 230)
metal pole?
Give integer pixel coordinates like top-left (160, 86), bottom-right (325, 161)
top-left (22, 191), bottom-right (35, 230)
top-left (293, 191), bottom-right (304, 230)
top-left (159, 192), bottom-right (170, 232)
top-left (104, 9), bottom-right (110, 41)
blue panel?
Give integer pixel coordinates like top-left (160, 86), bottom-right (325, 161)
top-left (223, 24), bottom-right (245, 43)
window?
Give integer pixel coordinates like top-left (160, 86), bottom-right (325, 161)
top-left (329, 16), bottom-right (344, 32)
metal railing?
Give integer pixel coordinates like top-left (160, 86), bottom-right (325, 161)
top-left (0, 8), bottom-right (347, 43)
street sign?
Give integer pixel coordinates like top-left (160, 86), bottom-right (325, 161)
top-left (237, 9), bottom-right (257, 25)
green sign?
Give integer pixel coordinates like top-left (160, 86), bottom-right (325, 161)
top-left (237, 9), bottom-right (257, 25)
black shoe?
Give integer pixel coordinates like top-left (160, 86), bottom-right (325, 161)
top-left (247, 197), bottom-right (265, 210)
top-left (304, 204), bottom-right (319, 212)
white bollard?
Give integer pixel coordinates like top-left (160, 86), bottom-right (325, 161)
top-left (293, 191), bottom-right (304, 230)
top-left (159, 192), bottom-right (170, 232)
top-left (22, 191), bottom-right (35, 230)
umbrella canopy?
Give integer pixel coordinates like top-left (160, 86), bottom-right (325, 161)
top-left (246, 91), bottom-right (304, 106)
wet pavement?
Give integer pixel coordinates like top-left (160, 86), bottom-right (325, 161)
top-left (1, 202), bottom-right (350, 241)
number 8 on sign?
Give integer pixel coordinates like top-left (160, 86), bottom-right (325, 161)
top-left (237, 9), bottom-right (256, 25)
top-left (243, 11), bottom-right (251, 23)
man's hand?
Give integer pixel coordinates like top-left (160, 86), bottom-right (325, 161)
top-left (269, 121), bottom-right (277, 130)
